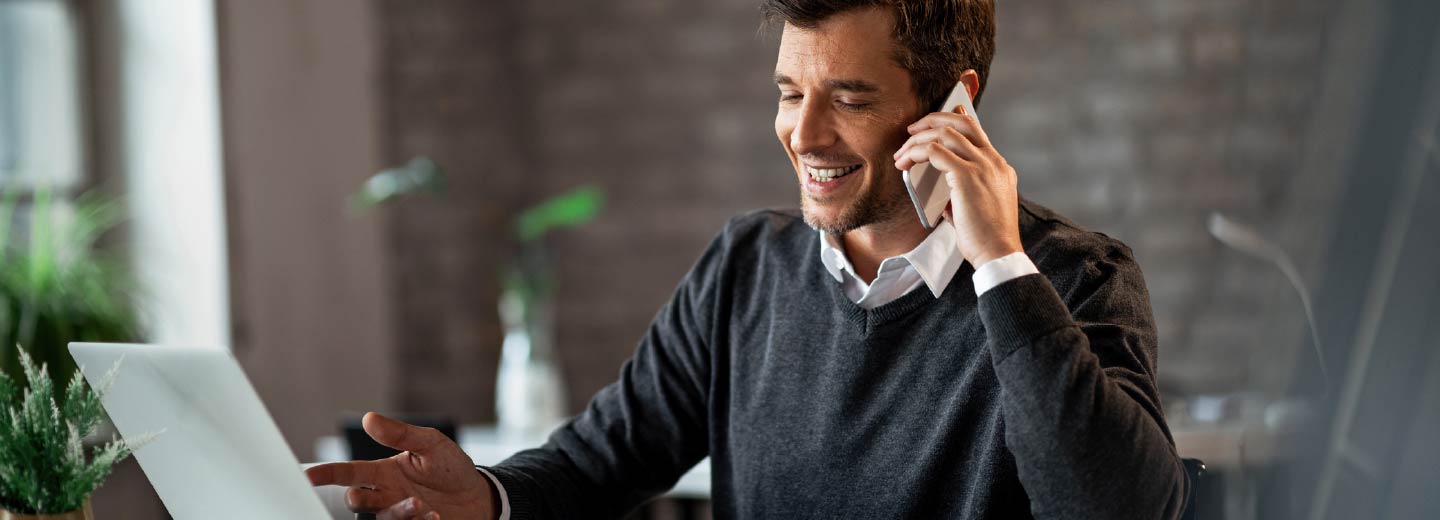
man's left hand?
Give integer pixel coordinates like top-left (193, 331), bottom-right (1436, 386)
top-left (893, 104), bottom-right (1023, 267)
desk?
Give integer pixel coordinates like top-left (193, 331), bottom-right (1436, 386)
top-left (313, 425), bottom-right (712, 499)
top-left (310, 419), bottom-right (1299, 520)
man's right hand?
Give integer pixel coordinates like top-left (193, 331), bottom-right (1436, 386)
top-left (306, 412), bottom-right (499, 520)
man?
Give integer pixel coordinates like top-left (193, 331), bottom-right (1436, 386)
top-left (308, 1), bottom-right (1187, 518)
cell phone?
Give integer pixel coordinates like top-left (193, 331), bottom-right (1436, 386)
top-left (902, 82), bottom-right (978, 230)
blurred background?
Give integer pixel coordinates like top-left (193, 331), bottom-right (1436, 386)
top-left (2, 0), bottom-right (1438, 518)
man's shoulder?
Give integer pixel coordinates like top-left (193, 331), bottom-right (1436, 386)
top-left (717, 208), bottom-right (810, 247)
top-left (684, 208), bottom-right (811, 283)
top-left (1018, 198), bottom-right (1141, 277)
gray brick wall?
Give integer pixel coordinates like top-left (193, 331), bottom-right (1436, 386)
top-left (377, 0), bottom-right (1341, 420)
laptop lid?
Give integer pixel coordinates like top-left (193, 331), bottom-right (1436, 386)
top-left (68, 342), bottom-right (330, 519)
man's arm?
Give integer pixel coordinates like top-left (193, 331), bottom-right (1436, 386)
top-left (979, 248), bottom-right (1186, 520)
top-left (479, 224), bottom-right (730, 519)
top-left (898, 97), bottom-right (1184, 519)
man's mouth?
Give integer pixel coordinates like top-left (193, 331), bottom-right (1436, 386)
top-left (805, 164), bottom-right (862, 183)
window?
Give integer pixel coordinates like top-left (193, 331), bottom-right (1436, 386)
top-left (0, 0), bottom-right (85, 191)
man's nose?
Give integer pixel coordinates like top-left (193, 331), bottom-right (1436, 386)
top-left (790, 99), bottom-right (837, 155)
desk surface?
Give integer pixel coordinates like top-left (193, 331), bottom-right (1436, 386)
top-left (311, 420), bottom-right (1297, 502)
top-left (313, 425), bottom-right (713, 499)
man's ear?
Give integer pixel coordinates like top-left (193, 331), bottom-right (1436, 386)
top-left (959, 69), bottom-right (982, 105)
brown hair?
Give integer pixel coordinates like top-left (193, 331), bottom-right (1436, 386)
top-left (761, 0), bottom-right (996, 110)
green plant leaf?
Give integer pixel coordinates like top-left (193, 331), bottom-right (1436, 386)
top-left (350, 156), bottom-right (447, 214)
top-left (515, 185), bottom-right (605, 242)
top-left (0, 345), bottom-right (153, 514)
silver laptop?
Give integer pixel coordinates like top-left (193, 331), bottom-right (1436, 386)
top-left (69, 342), bottom-right (332, 519)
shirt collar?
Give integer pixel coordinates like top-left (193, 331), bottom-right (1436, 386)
top-left (816, 218), bottom-right (964, 298)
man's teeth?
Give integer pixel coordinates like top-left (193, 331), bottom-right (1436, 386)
top-left (806, 165), bottom-right (861, 182)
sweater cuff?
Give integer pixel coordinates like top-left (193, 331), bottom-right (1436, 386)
top-left (478, 465), bottom-right (535, 519)
top-left (977, 273), bottom-right (1076, 363)
top-left (475, 467), bottom-right (511, 520)
top-left (972, 252), bottom-right (1040, 296)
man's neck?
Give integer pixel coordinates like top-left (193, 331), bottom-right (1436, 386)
top-left (836, 215), bottom-right (930, 285)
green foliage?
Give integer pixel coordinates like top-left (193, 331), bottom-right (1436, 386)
top-left (0, 347), bottom-right (154, 514)
top-left (503, 185), bottom-right (606, 323)
top-left (349, 156), bottom-right (447, 213)
top-left (514, 185), bottom-right (604, 243)
top-left (0, 187), bottom-right (142, 385)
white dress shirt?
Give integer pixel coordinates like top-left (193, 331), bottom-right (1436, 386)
top-left (820, 216), bottom-right (1039, 306)
top-left (479, 218), bottom-right (1038, 517)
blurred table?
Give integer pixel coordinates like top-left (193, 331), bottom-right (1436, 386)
top-left (310, 420), bottom-right (1294, 520)
top-left (312, 424), bottom-right (712, 499)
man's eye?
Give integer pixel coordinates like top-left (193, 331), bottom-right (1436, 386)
top-left (836, 100), bottom-right (870, 112)
top-left (779, 93), bottom-right (802, 103)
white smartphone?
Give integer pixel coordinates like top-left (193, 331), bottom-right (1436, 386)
top-left (902, 82), bottom-right (978, 230)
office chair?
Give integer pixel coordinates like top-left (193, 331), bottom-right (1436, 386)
top-left (1181, 457), bottom-right (1207, 520)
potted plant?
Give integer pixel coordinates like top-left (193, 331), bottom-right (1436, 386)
top-left (0, 347), bottom-right (152, 519)
top-left (0, 188), bottom-right (142, 388)
top-left (348, 159), bottom-right (605, 438)
top-left (496, 185), bottom-right (604, 439)
top-left (0, 187), bottom-right (145, 518)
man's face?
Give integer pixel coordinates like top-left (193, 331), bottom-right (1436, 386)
top-left (774, 7), bottom-right (926, 235)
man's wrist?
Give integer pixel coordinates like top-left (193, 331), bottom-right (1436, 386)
top-left (474, 467), bottom-right (509, 520)
top-left (969, 244), bottom-right (1024, 268)
top-left (972, 251), bottom-right (1039, 296)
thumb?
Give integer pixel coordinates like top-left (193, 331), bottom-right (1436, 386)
top-left (363, 412), bottom-right (447, 454)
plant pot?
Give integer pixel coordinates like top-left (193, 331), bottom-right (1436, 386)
top-left (0, 500), bottom-right (93, 520)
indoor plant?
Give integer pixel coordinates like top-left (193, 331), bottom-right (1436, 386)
top-left (0, 346), bottom-right (151, 519)
top-left (0, 188), bottom-right (142, 387)
top-left (496, 185), bottom-right (604, 439)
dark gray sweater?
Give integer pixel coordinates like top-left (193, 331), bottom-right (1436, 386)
top-left (484, 200), bottom-right (1187, 519)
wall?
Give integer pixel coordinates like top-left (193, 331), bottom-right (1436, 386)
top-left (376, 0), bottom-right (1345, 415)
top-left (216, 0), bottom-right (397, 458)
top-left (377, 0), bottom-right (792, 421)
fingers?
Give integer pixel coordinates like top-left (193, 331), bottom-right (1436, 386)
top-left (905, 110), bottom-right (992, 149)
top-left (377, 497), bottom-right (440, 520)
top-left (894, 126), bottom-right (979, 171)
top-left (896, 142), bottom-right (969, 179)
top-left (363, 412), bottom-right (448, 455)
top-left (345, 486), bottom-right (406, 513)
top-left (306, 459), bottom-right (389, 487)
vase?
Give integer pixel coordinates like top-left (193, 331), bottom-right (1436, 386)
top-left (0, 500), bottom-right (93, 520)
top-left (495, 287), bottom-right (566, 442)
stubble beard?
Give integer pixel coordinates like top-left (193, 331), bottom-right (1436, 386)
top-left (800, 173), bottom-right (910, 236)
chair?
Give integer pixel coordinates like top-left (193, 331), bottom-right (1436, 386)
top-left (1181, 457), bottom-right (1207, 520)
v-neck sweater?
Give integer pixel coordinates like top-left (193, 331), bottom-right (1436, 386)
top-left (484, 199), bottom-right (1187, 519)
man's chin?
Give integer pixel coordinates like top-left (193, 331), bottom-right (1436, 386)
top-left (800, 203), bottom-right (853, 235)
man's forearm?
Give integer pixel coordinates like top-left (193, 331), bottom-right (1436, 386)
top-left (979, 273), bottom-right (1186, 520)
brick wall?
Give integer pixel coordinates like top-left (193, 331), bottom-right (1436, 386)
top-left (377, 0), bottom-right (1342, 420)
top-left (983, 0), bottom-right (1342, 394)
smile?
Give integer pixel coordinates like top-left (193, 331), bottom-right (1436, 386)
top-left (805, 164), bottom-right (862, 182)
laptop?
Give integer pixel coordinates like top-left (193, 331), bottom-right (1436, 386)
top-left (69, 342), bottom-right (333, 519)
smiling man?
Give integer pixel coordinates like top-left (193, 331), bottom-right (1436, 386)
top-left (308, 1), bottom-right (1188, 519)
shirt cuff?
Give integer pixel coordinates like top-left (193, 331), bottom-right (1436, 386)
top-left (476, 467), bottom-right (511, 520)
top-left (972, 252), bottom-right (1040, 296)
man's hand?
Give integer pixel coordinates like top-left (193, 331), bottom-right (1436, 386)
top-left (893, 104), bottom-right (1023, 267)
top-left (306, 412), bottom-right (498, 520)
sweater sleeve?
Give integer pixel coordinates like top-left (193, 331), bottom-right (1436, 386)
top-left (478, 225), bottom-right (727, 519)
top-left (977, 245), bottom-right (1188, 520)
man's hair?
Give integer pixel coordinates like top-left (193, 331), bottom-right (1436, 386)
top-left (761, 0), bottom-right (996, 110)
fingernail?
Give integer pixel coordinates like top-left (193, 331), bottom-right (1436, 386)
top-left (426, 513), bottom-right (440, 520)
top-left (402, 498), bottom-right (418, 515)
